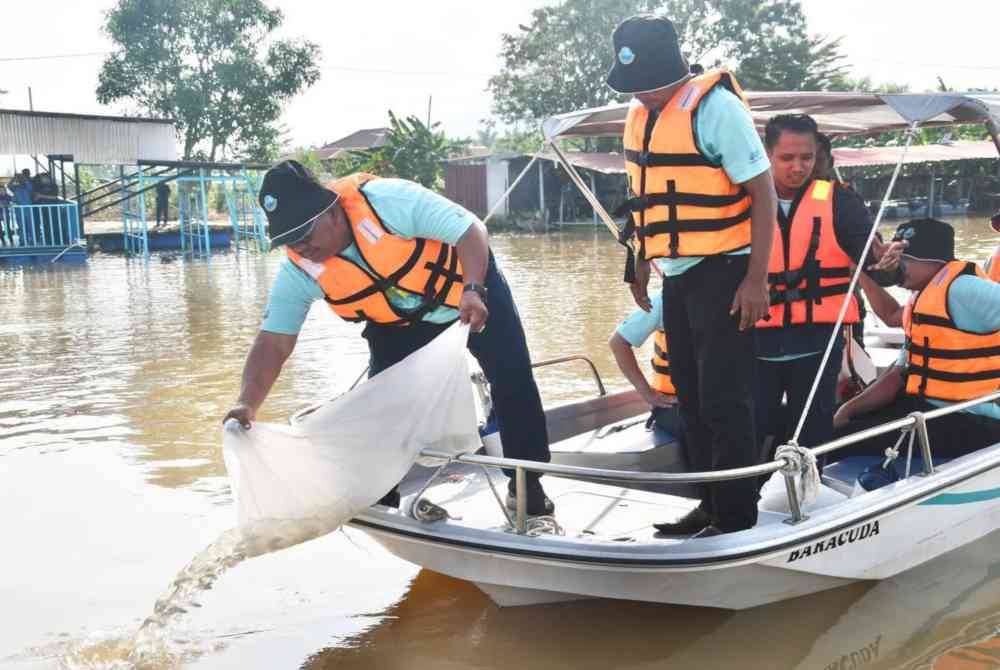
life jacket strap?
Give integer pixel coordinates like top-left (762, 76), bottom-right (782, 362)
top-left (624, 149), bottom-right (714, 168)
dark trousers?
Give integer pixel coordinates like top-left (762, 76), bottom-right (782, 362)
top-left (663, 254), bottom-right (759, 531)
top-left (155, 200), bottom-right (168, 226)
top-left (363, 254), bottom-right (550, 477)
top-left (754, 346), bottom-right (843, 459)
top-left (834, 395), bottom-right (1000, 462)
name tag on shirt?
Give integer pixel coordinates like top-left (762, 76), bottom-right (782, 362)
top-left (358, 218), bottom-right (383, 245)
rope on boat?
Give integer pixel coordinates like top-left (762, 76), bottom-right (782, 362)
top-left (412, 498), bottom-right (456, 522)
top-left (775, 443), bottom-right (820, 507)
top-left (524, 515), bottom-right (564, 537)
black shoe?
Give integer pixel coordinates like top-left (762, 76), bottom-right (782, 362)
top-left (505, 493), bottom-right (555, 516)
top-left (691, 525), bottom-right (722, 538)
top-left (377, 488), bottom-right (400, 508)
top-left (653, 506), bottom-right (712, 535)
top-left (506, 477), bottom-right (555, 516)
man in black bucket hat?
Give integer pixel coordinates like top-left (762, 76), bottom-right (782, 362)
top-left (224, 161), bottom-right (554, 516)
top-left (834, 218), bottom-right (1000, 463)
top-left (609, 15), bottom-right (778, 537)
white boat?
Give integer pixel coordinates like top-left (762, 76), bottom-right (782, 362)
top-left (349, 91), bottom-right (1000, 609)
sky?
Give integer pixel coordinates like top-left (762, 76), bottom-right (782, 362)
top-left (1, 0), bottom-right (998, 154)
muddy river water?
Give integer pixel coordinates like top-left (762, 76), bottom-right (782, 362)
top-left (2, 217), bottom-right (1000, 669)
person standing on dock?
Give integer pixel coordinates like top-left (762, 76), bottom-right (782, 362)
top-left (607, 14), bottom-right (777, 537)
top-left (223, 161), bottom-right (554, 516)
top-left (155, 180), bottom-right (171, 228)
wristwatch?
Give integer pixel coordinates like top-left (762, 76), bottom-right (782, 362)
top-left (462, 283), bottom-right (488, 302)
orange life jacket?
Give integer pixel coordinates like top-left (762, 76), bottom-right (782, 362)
top-left (286, 173), bottom-right (464, 326)
top-left (758, 179), bottom-right (860, 328)
top-left (987, 245), bottom-right (1000, 282)
top-left (651, 330), bottom-right (676, 394)
top-left (622, 69), bottom-right (753, 260)
top-left (903, 260), bottom-right (1000, 401)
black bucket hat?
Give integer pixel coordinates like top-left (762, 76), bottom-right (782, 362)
top-left (606, 15), bottom-right (689, 94)
top-left (258, 160), bottom-right (339, 248)
top-left (892, 218), bottom-right (955, 262)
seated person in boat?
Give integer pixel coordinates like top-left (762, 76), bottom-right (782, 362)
top-left (223, 161), bottom-right (554, 516)
top-left (753, 114), bottom-right (878, 457)
top-left (834, 219), bottom-right (1000, 459)
top-left (608, 290), bottom-right (685, 439)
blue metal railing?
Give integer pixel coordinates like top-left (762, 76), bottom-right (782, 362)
top-left (0, 203), bottom-right (81, 250)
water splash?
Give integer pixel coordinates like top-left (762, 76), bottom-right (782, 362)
top-left (47, 517), bottom-right (338, 669)
top-left (127, 528), bottom-right (247, 666)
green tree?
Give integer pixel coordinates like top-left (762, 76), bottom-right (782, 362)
top-left (336, 111), bottom-right (468, 190)
top-left (488, 0), bottom-right (849, 124)
top-left (96, 0), bottom-right (320, 162)
top-left (285, 147), bottom-right (328, 177)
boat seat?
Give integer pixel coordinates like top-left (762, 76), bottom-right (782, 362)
top-left (550, 419), bottom-right (677, 457)
top-left (822, 455), bottom-right (951, 496)
top-left (549, 417), bottom-right (693, 496)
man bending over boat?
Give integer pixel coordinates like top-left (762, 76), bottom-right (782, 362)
top-left (608, 15), bottom-right (777, 537)
top-left (834, 219), bottom-right (1000, 458)
top-left (223, 161), bottom-right (554, 516)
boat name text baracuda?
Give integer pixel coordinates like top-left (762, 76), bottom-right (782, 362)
top-left (787, 521), bottom-right (880, 563)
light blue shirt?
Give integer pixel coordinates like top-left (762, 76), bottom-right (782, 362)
top-left (261, 179), bottom-right (478, 335)
top-left (896, 274), bottom-right (1000, 420)
top-left (616, 293), bottom-right (664, 347)
top-left (653, 86), bottom-right (770, 278)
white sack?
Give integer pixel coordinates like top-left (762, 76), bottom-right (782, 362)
top-left (758, 471), bottom-right (847, 515)
top-left (222, 322), bottom-right (480, 555)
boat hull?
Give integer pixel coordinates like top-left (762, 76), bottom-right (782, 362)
top-left (351, 446), bottom-right (1000, 609)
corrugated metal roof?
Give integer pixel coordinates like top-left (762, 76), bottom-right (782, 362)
top-left (0, 108), bottom-right (178, 164)
top-left (316, 127), bottom-right (389, 160)
top-left (831, 140), bottom-right (997, 168)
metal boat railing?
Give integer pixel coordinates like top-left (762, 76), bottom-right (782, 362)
top-left (532, 355), bottom-right (607, 397)
top-left (417, 389), bottom-right (1000, 534)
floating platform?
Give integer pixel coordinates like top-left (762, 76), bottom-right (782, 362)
top-left (84, 219), bottom-right (233, 254)
top-left (0, 244), bottom-right (87, 262)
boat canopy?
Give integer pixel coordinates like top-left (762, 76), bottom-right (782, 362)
top-left (536, 140), bottom-right (999, 175)
top-left (541, 92), bottom-right (1000, 141)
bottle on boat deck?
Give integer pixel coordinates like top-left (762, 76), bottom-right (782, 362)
top-left (479, 412), bottom-right (503, 458)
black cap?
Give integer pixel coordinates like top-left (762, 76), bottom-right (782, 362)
top-left (990, 209), bottom-right (1000, 233)
top-left (892, 218), bottom-right (955, 262)
top-left (606, 15), bottom-right (689, 94)
top-left (258, 160), bottom-right (339, 248)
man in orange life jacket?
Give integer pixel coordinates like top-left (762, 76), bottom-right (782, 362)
top-left (754, 114), bottom-right (879, 457)
top-left (607, 14), bottom-right (778, 536)
top-left (834, 219), bottom-right (1000, 458)
top-left (223, 161), bottom-right (553, 515)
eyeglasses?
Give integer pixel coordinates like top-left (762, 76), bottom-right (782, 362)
top-left (287, 220), bottom-right (319, 253)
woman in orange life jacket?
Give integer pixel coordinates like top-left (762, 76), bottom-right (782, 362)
top-left (222, 161), bottom-right (554, 516)
top-left (753, 115), bottom-right (884, 459)
top-left (833, 219), bottom-right (1000, 461)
